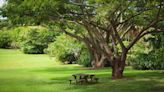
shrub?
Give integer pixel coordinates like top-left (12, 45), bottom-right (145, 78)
top-left (59, 51), bottom-right (77, 64)
top-left (45, 34), bottom-right (81, 63)
top-left (77, 48), bottom-right (91, 67)
top-left (130, 48), bottom-right (164, 70)
top-left (46, 33), bottom-right (93, 66)
top-left (0, 31), bottom-right (12, 48)
top-left (126, 40), bottom-right (149, 66)
top-left (9, 27), bottom-right (22, 48)
top-left (19, 27), bottom-right (55, 54)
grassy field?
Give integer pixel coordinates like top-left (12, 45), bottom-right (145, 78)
top-left (0, 49), bottom-right (164, 92)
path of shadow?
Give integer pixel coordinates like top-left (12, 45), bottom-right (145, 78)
top-left (30, 66), bottom-right (164, 92)
top-left (65, 71), bottom-right (164, 92)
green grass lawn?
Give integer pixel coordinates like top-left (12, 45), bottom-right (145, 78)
top-left (0, 49), bottom-right (164, 92)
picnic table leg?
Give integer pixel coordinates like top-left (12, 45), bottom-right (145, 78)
top-left (73, 75), bottom-right (78, 84)
top-left (90, 75), bottom-right (95, 82)
top-left (69, 80), bottom-right (72, 84)
top-left (84, 76), bottom-right (89, 83)
top-left (94, 78), bottom-right (99, 83)
top-left (90, 76), bottom-right (93, 82)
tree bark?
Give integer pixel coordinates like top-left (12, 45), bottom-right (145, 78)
top-left (111, 50), bottom-right (127, 79)
top-left (90, 52), bottom-right (110, 69)
top-left (91, 53), bottom-right (106, 69)
top-left (111, 57), bottom-right (124, 79)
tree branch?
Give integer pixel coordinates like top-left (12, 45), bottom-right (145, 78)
top-left (140, 30), bottom-right (164, 38)
top-left (60, 27), bottom-right (84, 42)
top-left (120, 25), bottom-right (133, 39)
top-left (127, 8), bottom-right (163, 50)
top-left (115, 1), bottom-right (133, 22)
top-left (118, 12), bottom-right (144, 25)
top-left (69, 2), bottom-right (95, 8)
top-left (89, 21), bottom-right (108, 32)
top-left (110, 21), bottom-right (126, 50)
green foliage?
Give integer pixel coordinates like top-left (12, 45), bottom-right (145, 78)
top-left (9, 27), bottom-right (22, 48)
top-left (127, 35), bottom-right (164, 69)
top-left (0, 26), bottom-right (58, 54)
top-left (144, 33), bottom-right (164, 50)
top-left (1, 0), bottom-right (163, 71)
top-left (59, 52), bottom-right (77, 64)
top-left (0, 31), bottom-right (12, 48)
top-left (45, 34), bottom-right (81, 63)
top-left (77, 48), bottom-right (91, 67)
top-left (130, 48), bottom-right (164, 70)
top-left (126, 39), bottom-right (150, 66)
top-left (0, 20), bottom-right (12, 30)
top-left (0, 27), bottom-right (23, 49)
top-left (0, 0), bottom-right (69, 25)
top-left (46, 34), bottom-right (91, 66)
top-left (19, 27), bottom-right (55, 54)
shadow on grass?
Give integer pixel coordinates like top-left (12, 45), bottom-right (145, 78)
top-left (49, 70), bottom-right (164, 92)
top-left (124, 70), bottom-right (164, 80)
top-left (28, 66), bottom-right (164, 92)
top-left (63, 71), bottom-right (164, 92)
top-left (65, 80), bottom-right (164, 92)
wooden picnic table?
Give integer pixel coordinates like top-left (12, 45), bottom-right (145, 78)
top-left (71, 73), bottom-right (96, 84)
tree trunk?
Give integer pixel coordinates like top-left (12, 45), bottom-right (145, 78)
top-left (91, 53), bottom-right (106, 69)
top-left (111, 50), bottom-right (127, 79)
top-left (111, 57), bottom-right (124, 79)
top-left (85, 47), bottom-right (105, 69)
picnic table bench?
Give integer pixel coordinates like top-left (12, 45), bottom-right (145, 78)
top-left (69, 73), bottom-right (99, 84)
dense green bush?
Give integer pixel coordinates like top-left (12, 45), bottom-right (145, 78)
top-left (46, 34), bottom-right (91, 66)
top-left (59, 51), bottom-right (77, 64)
top-left (130, 48), bottom-right (164, 70)
top-left (126, 40), bottom-right (149, 66)
top-left (0, 27), bottom-right (28, 49)
top-left (77, 48), bottom-right (91, 67)
top-left (45, 34), bottom-right (81, 63)
top-left (0, 31), bottom-right (12, 48)
top-left (0, 26), bottom-right (56, 52)
top-left (19, 27), bottom-right (55, 54)
top-left (144, 33), bottom-right (164, 50)
top-left (9, 27), bottom-right (23, 48)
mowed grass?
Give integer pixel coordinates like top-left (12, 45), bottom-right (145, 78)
top-left (0, 49), bottom-right (164, 92)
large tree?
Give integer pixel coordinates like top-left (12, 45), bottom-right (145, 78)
top-left (1, 0), bottom-right (163, 79)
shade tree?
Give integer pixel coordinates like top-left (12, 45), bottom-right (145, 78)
top-left (1, 0), bottom-right (163, 79)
